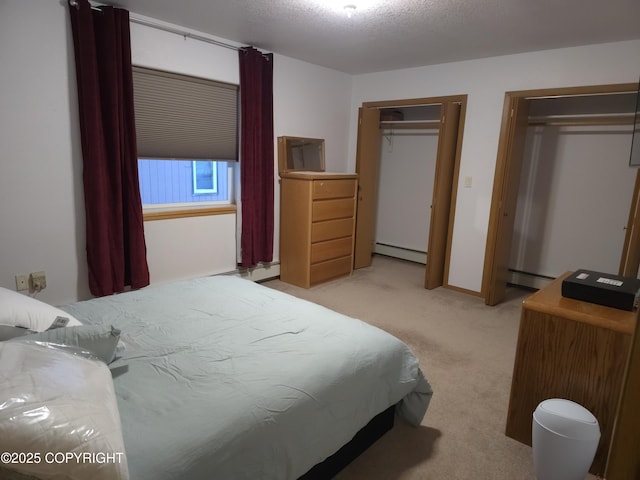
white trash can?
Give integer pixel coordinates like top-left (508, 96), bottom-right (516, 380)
top-left (532, 399), bottom-right (600, 480)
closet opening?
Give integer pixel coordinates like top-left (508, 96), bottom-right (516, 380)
top-left (483, 83), bottom-right (639, 305)
top-left (354, 95), bottom-right (467, 290)
top-left (376, 104), bottom-right (441, 265)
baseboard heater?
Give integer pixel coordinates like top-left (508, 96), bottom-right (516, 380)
top-left (507, 269), bottom-right (554, 290)
top-left (228, 262), bottom-right (281, 283)
top-left (374, 243), bottom-right (427, 265)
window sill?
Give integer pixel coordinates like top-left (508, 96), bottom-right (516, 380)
top-left (143, 205), bottom-right (237, 221)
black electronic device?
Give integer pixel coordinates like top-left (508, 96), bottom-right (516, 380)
top-left (561, 269), bottom-right (640, 311)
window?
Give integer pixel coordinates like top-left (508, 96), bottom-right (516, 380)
top-left (193, 161), bottom-right (217, 194)
top-left (132, 66), bottom-right (238, 219)
top-left (138, 159), bottom-right (231, 206)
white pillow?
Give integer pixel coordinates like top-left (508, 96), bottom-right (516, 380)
top-left (0, 287), bottom-right (82, 339)
top-left (9, 325), bottom-right (121, 364)
top-left (0, 342), bottom-right (129, 480)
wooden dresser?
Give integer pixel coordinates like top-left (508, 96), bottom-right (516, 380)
top-left (280, 172), bottom-right (358, 288)
top-left (505, 272), bottom-right (637, 476)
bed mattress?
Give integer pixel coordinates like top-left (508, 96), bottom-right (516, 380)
top-left (61, 275), bottom-right (432, 480)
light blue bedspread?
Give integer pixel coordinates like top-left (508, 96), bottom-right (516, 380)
top-left (61, 275), bottom-right (432, 480)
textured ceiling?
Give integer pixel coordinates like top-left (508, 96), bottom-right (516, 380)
top-left (114, 0), bottom-right (640, 74)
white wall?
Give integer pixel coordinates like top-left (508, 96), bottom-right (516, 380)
top-left (510, 124), bottom-right (635, 279)
top-left (350, 40), bottom-right (640, 293)
top-left (0, 0), bottom-right (88, 305)
top-left (273, 54), bottom-right (352, 174)
top-left (0, 0), bottom-right (352, 305)
top-left (376, 130), bottom-right (438, 253)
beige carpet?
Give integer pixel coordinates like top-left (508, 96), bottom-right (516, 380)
top-left (263, 255), bottom-right (593, 480)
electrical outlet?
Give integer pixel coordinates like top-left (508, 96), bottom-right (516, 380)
top-left (15, 275), bottom-right (29, 291)
top-left (29, 271), bottom-right (47, 292)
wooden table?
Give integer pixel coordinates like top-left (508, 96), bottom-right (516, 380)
top-left (505, 272), bottom-right (637, 476)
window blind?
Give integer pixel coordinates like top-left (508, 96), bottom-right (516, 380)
top-left (132, 66), bottom-right (238, 160)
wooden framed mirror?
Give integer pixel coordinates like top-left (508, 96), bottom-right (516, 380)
top-left (277, 136), bottom-right (325, 175)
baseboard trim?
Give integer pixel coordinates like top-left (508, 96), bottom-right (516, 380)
top-left (374, 243), bottom-right (427, 265)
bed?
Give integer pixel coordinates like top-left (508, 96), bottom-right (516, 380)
top-left (0, 275), bottom-right (432, 480)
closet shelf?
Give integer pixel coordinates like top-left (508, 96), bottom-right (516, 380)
top-left (379, 120), bottom-right (440, 130)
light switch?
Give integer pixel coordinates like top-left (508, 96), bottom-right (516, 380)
top-left (464, 176), bottom-right (472, 188)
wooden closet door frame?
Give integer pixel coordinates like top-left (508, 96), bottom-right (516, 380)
top-left (482, 94), bottom-right (531, 306)
top-left (482, 83), bottom-right (640, 306)
top-left (354, 95), bottom-right (467, 290)
top-left (425, 102), bottom-right (462, 289)
top-left (619, 170), bottom-right (640, 277)
top-left (353, 106), bottom-right (382, 269)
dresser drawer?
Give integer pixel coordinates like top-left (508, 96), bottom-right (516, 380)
top-left (310, 256), bottom-right (352, 285)
top-left (313, 179), bottom-right (356, 200)
top-left (312, 198), bottom-right (355, 222)
top-left (312, 218), bottom-right (354, 243)
top-left (311, 237), bottom-right (353, 264)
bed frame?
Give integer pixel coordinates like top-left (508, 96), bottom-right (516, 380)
top-left (299, 405), bottom-right (396, 479)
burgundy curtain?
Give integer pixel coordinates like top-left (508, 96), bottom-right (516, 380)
top-left (239, 47), bottom-right (274, 268)
top-left (68, 0), bottom-right (149, 296)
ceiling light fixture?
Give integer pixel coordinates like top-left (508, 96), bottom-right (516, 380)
top-left (343, 4), bottom-right (357, 18)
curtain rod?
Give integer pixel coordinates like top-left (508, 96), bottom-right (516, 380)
top-left (129, 16), bottom-right (242, 52)
top-left (68, 0), bottom-right (243, 52)
top-left (69, 0), bottom-right (101, 11)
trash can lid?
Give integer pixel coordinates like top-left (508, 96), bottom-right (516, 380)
top-left (533, 399), bottom-right (600, 440)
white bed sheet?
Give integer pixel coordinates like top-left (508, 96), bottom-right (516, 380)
top-left (61, 275), bottom-right (432, 480)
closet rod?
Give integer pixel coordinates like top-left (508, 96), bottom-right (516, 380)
top-left (528, 113), bottom-right (635, 127)
top-left (525, 91), bottom-right (637, 100)
top-left (378, 103), bottom-right (443, 109)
